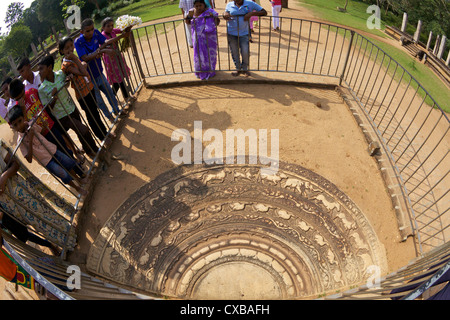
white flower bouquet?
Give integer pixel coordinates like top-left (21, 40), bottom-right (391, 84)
top-left (115, 15), bottom-right (142, 31)
top-left (115, 15), bottom-right (142, 52)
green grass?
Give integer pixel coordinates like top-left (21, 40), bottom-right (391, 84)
top-left (94, 0), bottom-right (181, 28)
top-left (368, 37), bottom-right (449, 111)
top-left (298, 0), bottom-right (450, 113)
top-left (299, 0), bottom-right (392, 38)
top-left (91, 0), bottom-right (181, 40)
top-left (116, 2), bottom-right (180, 23)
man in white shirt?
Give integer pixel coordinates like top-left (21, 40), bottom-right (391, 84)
top-left (5, 58), bottom-right (43, 112)
top-left (179, 0), bottom-right (195, 48)
top-left (17, 58), bottom-right (41, 91)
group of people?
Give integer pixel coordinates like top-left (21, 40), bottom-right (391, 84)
top-left (0, 18), bottom-right (133, 196)
top-left (0, 18), bottom-right (135, 293)
top-left (0, 1), bottom-right (283, 295)
top-left (180, 0), bottom-right (282, 79)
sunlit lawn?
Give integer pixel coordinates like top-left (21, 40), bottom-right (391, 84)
top-left (297, 0), bottom-right (450, 113)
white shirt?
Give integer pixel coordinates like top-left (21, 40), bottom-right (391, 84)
top-left (0, 98), bottom-right (7, 121)
top-left (179, 0), bottom-right (195, 16)
top-left (7, 98), bottom-right (16, 113)
top-left (7, 72), bottom-right (42, 112)
top-left (23, 71), bottom-right (41, 92)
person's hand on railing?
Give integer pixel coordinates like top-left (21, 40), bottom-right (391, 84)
top-left (124, 26), bottom-right (132, 35)
top-left (243, 12), bottom-right (254, 21)
top-left (102, 48), bottom-right (116, 57)
top-left (51, 88), bottom-right (58, 100)
top-left (223, 11), bottom-right (232, 21)
top-left (185, 11), bottom-right (194, 25)
top-left (65, 75), bottom-right (74, 88)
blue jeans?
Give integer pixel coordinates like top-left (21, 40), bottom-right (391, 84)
top-left (227, 34), bottom-right (250, 71)
top-left (46, 150), bottom-right (79, 184)
top-left (93, 73), bottom-right (120, 118)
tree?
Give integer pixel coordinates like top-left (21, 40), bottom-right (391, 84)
top-left (60, 0), bottom-right (103, 21)
top-left (398, 0), bottom-right (450, 37)
top-left (3, 23), bottom-right (33, 58)
top-left (89, 0), bottom-right (101, 11)
top-left (60, 0), bottom-right (86, 19)
top-left (5, 2), bottom-right (25, 30)
top-left (23, 1), bottom-right (51, 44)
top-left (36, 0), bottom-right (65, 30)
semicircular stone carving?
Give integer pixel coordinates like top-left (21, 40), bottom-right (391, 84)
top-left (87, 160), bottom-right (387, 299)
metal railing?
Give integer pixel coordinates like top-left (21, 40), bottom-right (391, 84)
top-left (341, 32), bottom-right (449, 253)
top-left (0, 31), bottom-right (143, 258)
top-left (0, 15), bottom-right (448, 300)
top-left (131, 15), bottom-right (448, 253)
top-left (322, 241), bottom-right (450, 300)
top-left (132, 16), bottom-right (354, 82)
top-left (1, 231), bottom-right (157, 300)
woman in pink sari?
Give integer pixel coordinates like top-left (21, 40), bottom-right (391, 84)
top-left (185, 0), bottom-right (220, 80)
top-left (101, 17), bottom-right (131, 99)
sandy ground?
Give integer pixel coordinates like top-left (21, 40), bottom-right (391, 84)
top-left (0, 1), bottom-right (426, 299)
top-left (76, 81), bottom-right (417, 270)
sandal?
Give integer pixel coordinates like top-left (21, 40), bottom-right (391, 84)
top-left (242, 71), bottom-right (251, 77)
top-left (231, 71), bottom-right (241, 77)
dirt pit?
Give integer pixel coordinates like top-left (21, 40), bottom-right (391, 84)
top-left (72, 83), bottom-right (416, 277)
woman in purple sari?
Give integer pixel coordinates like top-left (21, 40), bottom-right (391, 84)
top-left (186, 0), bottom-right (220, 80)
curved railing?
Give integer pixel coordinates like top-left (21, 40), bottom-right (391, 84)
top-left (131, 15), bottom-right (448, 252)
top-left (1, 15), bottom-right (448, 300)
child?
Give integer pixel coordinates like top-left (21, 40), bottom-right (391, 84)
top-left (0, 78), bottom-right (12, 122)
top-left (7, 105), bottom-right (87, 196)
top-left (59, 37), bottom-right (109, 141)
top-left (74, 18), bottom-right (129, 121)
top-left (249, 0), bottom-right (261, 41)
top-left (37, 55), bottom-right (98, 158)
top-left (101, 17), bottom-right (131, 101)
top-left (8, 78), bottom-right (75, 159)
top-left (269, 0), bottom-right (282, 31)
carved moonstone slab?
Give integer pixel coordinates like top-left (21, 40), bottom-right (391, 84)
top-left (87, 160), bottom-right (387, 299)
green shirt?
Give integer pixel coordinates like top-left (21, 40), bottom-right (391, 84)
top-left (38, 70), bottom-right (76, 120)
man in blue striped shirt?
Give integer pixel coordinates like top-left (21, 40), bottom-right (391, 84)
top-left (223, 0), bottom-right (267, 77)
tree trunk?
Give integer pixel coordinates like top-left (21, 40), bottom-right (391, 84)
top-left (89, 0), bottom-right (101, 11)
top-left (344, 0), bottom-right (348, 10)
